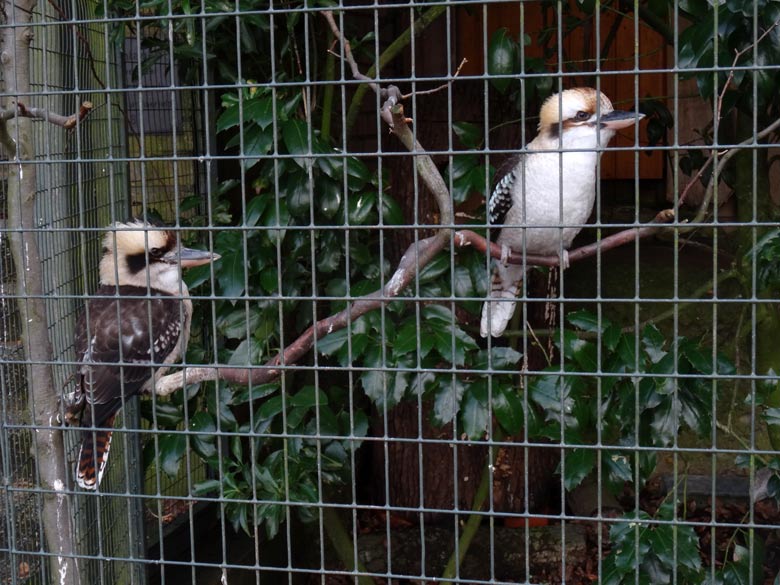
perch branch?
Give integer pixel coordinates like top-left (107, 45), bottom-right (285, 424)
top-left (0, 100), bottom-right (94, 129)
top-left (455, 209), bottom-right (675, 267)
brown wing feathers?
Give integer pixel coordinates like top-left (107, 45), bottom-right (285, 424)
top-left (73, 286), bottom-right (182, 489)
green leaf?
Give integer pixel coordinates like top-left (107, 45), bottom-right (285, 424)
top-left (244, 96), bottom-right (275, 129)
top-left (231, 382), bottom-right (279, 405)
top-left (143, 401), bottom-right (183, 428)
top-left (227, 337), bottom-right (262, 366)
top-left (207, 384), bottom-right (238, 429)
top-left (473, 346), bottom-right (522, 371)
top-left (603, 324), bottom-right (622, 352)
top-left (286, 173), bottom-right (313, 217)
top-left (347, 191), bottom-right (376, 225)
top-left (433, 379), bottom-right (466, 425)
top-left (453, 121), bottom-right (482, 149)
top-left (264, 198), bottom-right (290, 245)
top-left (244, 195), bottom-right (268, 227)
top-left (650, 401), bottom-right (677, 446)
top-left (561, 448), bottom-right (595, 491)
top-left (345, 157), bottom-right (371, 191)
top-left (217, 307), bottom-right (261, 339)
top-left (380, 194), bottom-right (404, 225)
top-left (216, 247), bottom-right (247, 300)
top-left (418, 253), bottom-right (450, 283)
top-left (493, 386), bottom-right (524, 435)
top-left (184, 262), bottom-right (214, 289)
top-left (243, 124), bottom-right (274, 157)
top-left (189, 412), bottom-right (217, 459)
top-left (641, 324), bottom-right (666, 363)
top-left (603, 451), bottom-right (633, 484)
top-left (318, 178), bottom-right (342, 218)
top-left (461, 381), bottom-right (489, 440)
top-left (256, 394), bottom-right (284, 422)
top-left (764, 407), bottom-right (780, 427)
top-left (488, 28), bottom-right (516, 94)
top-left (193, 478), bottom-right (221, 496)
top-left (290, 385), bottom-right (328, 408)
top-left (317, 328), bottom-right (349, 357)
top-left (530, 374), bottom-right (575, 423)
top-left (157, 434), bottom-right (186, 478)
top-left (282, 118), bottom-right (310, 161)
top-left (566, 309), bottom-right (608, 333)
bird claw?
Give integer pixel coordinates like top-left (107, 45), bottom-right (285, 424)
top-left (500, 244), bottom-right (510, 265)
top-left (60, 390), bottom-right (84, 426)
top-left (560, 250), bottom-right (570, 270)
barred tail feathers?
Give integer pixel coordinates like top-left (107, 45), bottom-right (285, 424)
top-left (76, 414), bottom-right (115, 490)
top-left (480, 262), bottom-right (526, 338)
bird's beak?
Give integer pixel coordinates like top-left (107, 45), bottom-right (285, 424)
top-left (165, 247), bottom-right (221, 268)
top-left (599, 110), bottom-right (645, 130)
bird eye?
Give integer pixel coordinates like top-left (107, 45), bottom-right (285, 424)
top-left (575, 111), bottom-right (590, 121)
top-left (149, 247), bottom-right (163, 258)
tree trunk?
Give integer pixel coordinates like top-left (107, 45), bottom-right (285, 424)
top-left (0, 2), bottom-right (80, 583)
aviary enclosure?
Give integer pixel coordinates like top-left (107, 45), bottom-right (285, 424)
top-left (1, 0), bottom-right (780, 583)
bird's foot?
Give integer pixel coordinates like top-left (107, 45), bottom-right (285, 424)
top-left (560, 250), bottom-right (570, 270)
top-left (60, 390), bottom-right (84, 426)
top-left (500, 244), bottom-right (510, 265)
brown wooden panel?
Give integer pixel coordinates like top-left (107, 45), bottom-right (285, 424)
top-left (457, 2), bottom-right (665, 180)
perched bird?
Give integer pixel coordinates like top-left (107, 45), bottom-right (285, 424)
top-left (480, 88), bottom-right (644, 338)
top-left (67, 220), bottom-right (219, 490)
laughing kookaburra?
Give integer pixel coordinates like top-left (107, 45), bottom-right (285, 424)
top-left (480, 88), bottom-right (644, 338)
top-left (68, 221), bottom-right (219, 490)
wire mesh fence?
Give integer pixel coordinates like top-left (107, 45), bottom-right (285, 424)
top-left (1, 0), bottom-right (779, 583)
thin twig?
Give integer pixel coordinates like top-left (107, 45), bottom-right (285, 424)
top-left (400, 58), bottom-right (468, 100)
top-left (690, 116), bottom-right (780, 225)
top-left (683, 16), bottom-right (780, 217)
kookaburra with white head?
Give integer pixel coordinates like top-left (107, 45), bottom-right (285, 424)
top-left (67, 221), bottom-right (219, 490)
top-left (480, 88), bottom-right (644, 338)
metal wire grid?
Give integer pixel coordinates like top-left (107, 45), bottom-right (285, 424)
top-left (0, 0), bottom-right (778, 584)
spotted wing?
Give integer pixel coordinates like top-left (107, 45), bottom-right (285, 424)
top-left (488, 154), bottom-right (524, 228)
top-left (73, 285), bottom-right (183, 428)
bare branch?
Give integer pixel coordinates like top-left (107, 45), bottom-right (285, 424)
top-left (682, 15), bottom-right (780, 216)
top-left (400, 58), bottom-right (468, 100)
top-left (690, 115), bottom-right (780, 225)
top-left (0, 100), bottom-right (93, 129)
top-left (456, 209), bottom-right (676, 267)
